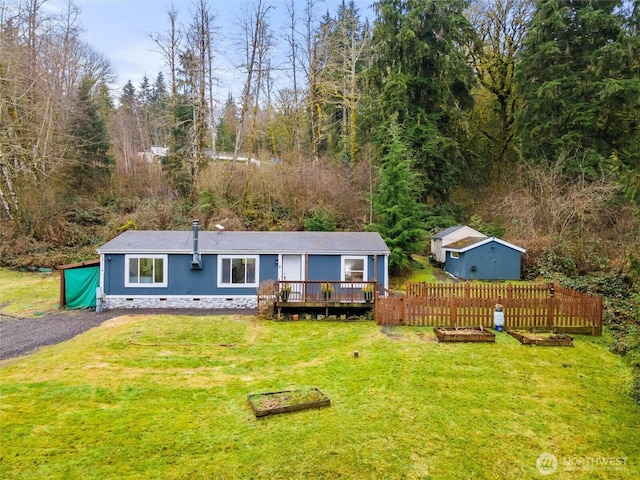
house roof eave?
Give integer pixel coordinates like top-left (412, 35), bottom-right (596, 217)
top-left (442, 237), bottom-right (526, 253)
top-left (97, 230), bottom-right (391, 256)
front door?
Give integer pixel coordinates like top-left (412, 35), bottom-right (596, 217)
top-left (281, 254), bottom-right (303, 282)
top-left (281, 255), bottom-right (304, 301)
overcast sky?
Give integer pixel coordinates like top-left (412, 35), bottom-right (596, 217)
top-left (46, 0), bottom-right (374, 100)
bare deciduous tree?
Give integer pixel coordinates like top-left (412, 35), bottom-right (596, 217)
top-left (150, 4), bottom-right (182, 116)
top-left (180, 0), bottom-right (216, 189)
top-left (234, 0), bottom-right (274, 162)
top-left (300, 0), bottom-right (322, 162)
top-left (283, 0), bottom-right (303, 157)
top-left (0, 0), bottom-right (113, 223)
top-left (316, 1), bottom-right (369, 163)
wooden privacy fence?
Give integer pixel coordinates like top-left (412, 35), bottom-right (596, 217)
top-left (375, 283), bottom-right (602, 335)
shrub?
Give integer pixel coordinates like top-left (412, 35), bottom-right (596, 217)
top-left (304, 210), bottom-right (337, 231)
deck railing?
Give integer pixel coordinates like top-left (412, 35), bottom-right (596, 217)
top-left (271, 280), bottom-right (379, 304)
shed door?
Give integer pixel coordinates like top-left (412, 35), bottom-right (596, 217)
top-left (281, 255), bottom-right (303, 281)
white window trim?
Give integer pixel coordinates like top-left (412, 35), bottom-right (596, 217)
top-left (341, 256), bottom-right (368, 283)
top-left (217, 255), bottom-right (259, 288)
top-left (450, 251), bottom-right (459, 259)
top-left (125, 254), bottom-right (168, 288)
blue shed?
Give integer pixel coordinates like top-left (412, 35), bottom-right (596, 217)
top-left (442, 237), bottom-right (525, 281)
top-left (96, 222), bottom-right (390, 310)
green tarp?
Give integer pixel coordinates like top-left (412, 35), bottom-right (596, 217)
top-left (64, 266), bottom-right (99, 309)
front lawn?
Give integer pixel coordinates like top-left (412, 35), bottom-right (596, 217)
top-left (1, 315), bottom-right (638, 479)
top-left (0, 268), bottom-right (59, 317)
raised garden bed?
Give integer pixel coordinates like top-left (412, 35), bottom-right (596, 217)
top-left (508, 330), bottom-right (574, 347)
top-left (247, 387), bottom-right (330, 417)
top-left (434, 326), bottom-right (495, 343)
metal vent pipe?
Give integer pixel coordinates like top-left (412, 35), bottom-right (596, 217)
top-left (191, 220), bottom-right (203, 269)
top-left (192, 220), bottom-right (199, 255)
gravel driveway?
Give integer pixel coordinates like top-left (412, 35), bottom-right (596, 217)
top-left (0, 308), bottom-right (256, 361)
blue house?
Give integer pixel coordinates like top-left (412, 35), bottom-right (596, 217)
top-left (442, 237), bottom-right (525, 281)
top-left (96, 222), bottom-right (390, 310)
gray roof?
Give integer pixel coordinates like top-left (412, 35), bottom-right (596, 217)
top-left (98, 230), bottom-right (390, 255)
top-left (432, 225), bottom-right (464, 239)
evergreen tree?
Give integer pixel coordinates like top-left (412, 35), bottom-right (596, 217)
top-left (304, 210), bottom-right (338, 231)
top-left (215, 119), bottom-right (235, 152)
top-left (119, 80), bottom-right (138, 113)
top-left (515, 0), bottom-right (640, 175)
top-left (148, 72), bottom-right (171, 146)
top-left (65, 75), bottom-right (114, 194)
top-left (162, 96), bottom-right (193, 198)
top-left (138, 75), bottom-right (152, 107)
top-left (96, 83), bottom-right (115, 116)
top-left (151, 72), bottom-right (168, 104)
top-left (216, 94), bottom-right (238, 152)
top-left (368, 0), bottom-right (476, 201)
top-left (368, 122), bottom-right (427, 274)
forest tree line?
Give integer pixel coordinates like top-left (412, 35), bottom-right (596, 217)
top-left (1, 0), bottom-right (639, 271)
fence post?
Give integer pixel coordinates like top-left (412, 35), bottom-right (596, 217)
top-left (547, 284), bottom-right (555, 329)
top-left (595, 294), bottom-right (603, 336)
top-left (374, 290), bottom-right (379, 325)
top-left (450, 296), bottom-right (457, 326)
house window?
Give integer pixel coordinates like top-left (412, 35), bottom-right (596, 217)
top-left (451, 252), bottom-right (459, 259)
top-left (219, 256), bottom-right (258, 286)
top-left (125, 255), bottom-right (167, 287)
top-left (342, 257), bottom-right (367, 282)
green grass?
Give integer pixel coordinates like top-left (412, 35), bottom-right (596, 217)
top-left (0, 268), bottom-right (60, 317)
top-left (1, 315), bottom-right (638, 479)
top-left (390, 255), bottom-right (438, 290)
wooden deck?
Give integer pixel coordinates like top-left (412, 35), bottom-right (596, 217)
top-left (259, 281), bottom-right (378, 319)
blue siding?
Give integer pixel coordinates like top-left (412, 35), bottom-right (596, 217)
top-left (308, 255), bottom-right (341, 280)
top-left (104, 254), bottom-right (210, 295)
top-left (445, 253), bottom-right (464, 279)
top-left (444, 241), bottom-right (521, 280)
top-left (307, 255), bottom-right (386, 282)
top-left (104, 252), bottom-right (387, 295)
top-left (259, 254), bottom-right (278, 283)
top-left (104, 254), bottom-right (277, 296)
top-left (372, 255), bottom-right (386, 284)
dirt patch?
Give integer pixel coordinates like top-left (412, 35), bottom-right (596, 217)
top-left (416, 332), bottom-right (438, 343)
top-left (380, 325), bottom-right (404, 339)
top-left (431, 266), bottom-right (460, 283)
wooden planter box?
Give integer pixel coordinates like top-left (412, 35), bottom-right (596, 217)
top-left (508, 330), bottom-right (574, 347)
top-left (247, 387), bottom-right (330, 417)
top-left (434, 326), bottom-right (496, 343)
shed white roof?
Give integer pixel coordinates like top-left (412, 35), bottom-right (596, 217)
top-left (432, 225), bottom-right (465, 239)
top-left (442, 237), bottom-right (526, 253)
top-left (432, 225), bottom-right (486, 240)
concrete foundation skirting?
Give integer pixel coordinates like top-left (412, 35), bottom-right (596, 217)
top-left (104, 297), bottom-right (257, 310)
